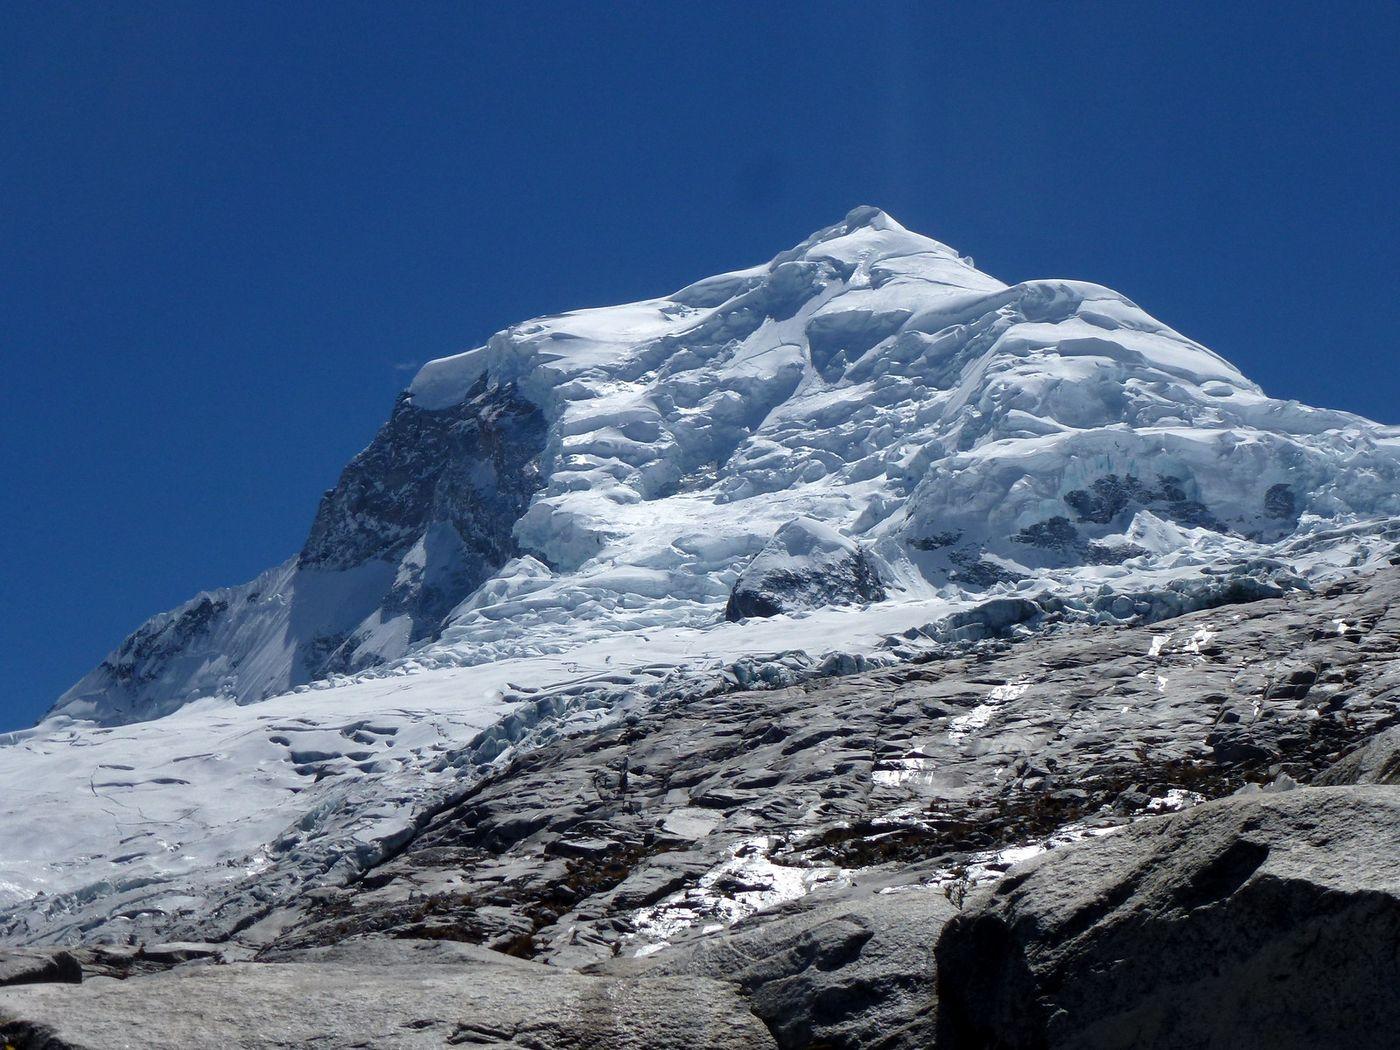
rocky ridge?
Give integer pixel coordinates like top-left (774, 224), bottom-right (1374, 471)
top-left (52, 380), bottom-right (546, 724)
top-left (1, 567), bottom-right (1396, 1048)
top-left (263, 567), bottom-right (1400, 971)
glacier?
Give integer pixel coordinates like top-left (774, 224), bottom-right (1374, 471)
top-left (5, 206), bottom-right (1399, 946)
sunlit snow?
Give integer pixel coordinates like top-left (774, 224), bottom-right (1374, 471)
top-left (7, 207), bottom-right (1400, 945)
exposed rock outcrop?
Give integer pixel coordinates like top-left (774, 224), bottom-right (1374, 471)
top-left (265, 569), bottom-right (1400, 968)
top-left (49, 379), bottom-right (546, 723)
top-left (8, 572), bottom-right (1400, 1045)
top-left (606, 885), bottom-right (955, 1049)
top-left (935, 786), bottom-right (1400, 1050)
top-left (726, 517), bottom-right (885, 621)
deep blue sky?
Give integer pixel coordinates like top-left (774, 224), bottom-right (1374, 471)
top-left (3, 3), bottom-right (1396, 729)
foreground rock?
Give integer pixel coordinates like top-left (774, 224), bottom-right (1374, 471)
top-left (0, 938), bottom-right (775, 1049)
top-left (605, 882), bottom-right (956, 1049)
top-left (935, 785), bottom-right (1400, 1050)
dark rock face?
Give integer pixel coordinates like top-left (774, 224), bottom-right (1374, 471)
top-left (95, 597), bottom-right (229, 689)
top-left (1063, 472), bottom-right (1222, 531)
top-left (301, 379), bottom-right (543, 572)
top-left (948, 551), bottom-right (1027, 588)
top-left (51, 380), bottom-right (548, 722)
top-left (297, 378), bottom-right (545, 671)
top-left (1013, 516), bottom-right (1081, 552)
top-left (301, 378), bottom-right (545, 645)
top-left (934, 787), bottom-right (1400, 1050)
top-left (1013, 516), bottom-right (1149, 566)
top-left (726, 517), bottom-right (885, 621)
top-left (1264, 482), bottom-right (1298, 521)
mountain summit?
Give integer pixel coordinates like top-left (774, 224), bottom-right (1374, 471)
top-left (51, 209), bottom-right (1400, 726)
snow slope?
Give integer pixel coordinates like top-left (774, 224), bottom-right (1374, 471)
top-left (9, 207), bottom-right (1400, 944)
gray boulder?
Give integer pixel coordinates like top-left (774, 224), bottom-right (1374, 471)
top-left (608, 884), bottom-right (956, 1049)
top-left (725, 517), bottom-right (884, 621)
top-left (0, 937), bottom-right (775, 1049)
top-left (935, 786), bottom-right (1400, 1050)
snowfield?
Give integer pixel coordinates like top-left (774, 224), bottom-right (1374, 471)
top-left (5, 207), bottom-right (1399, 945)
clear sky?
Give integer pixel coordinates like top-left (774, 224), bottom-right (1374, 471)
top-left (3, 3), bottom-right (1396, 729)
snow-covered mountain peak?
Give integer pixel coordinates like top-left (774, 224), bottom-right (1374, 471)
top-left (11, 210), bottom-right (1400, 951)
top-left (775, 204), bottom-right (956, 262)
top-left (47, 211), bottom-right (1400, 726)
top-left (408, 207), bottom-right (974, 411)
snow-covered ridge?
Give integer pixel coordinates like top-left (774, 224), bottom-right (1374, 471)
top-left (48, 206), bottom-right (1400, 726)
